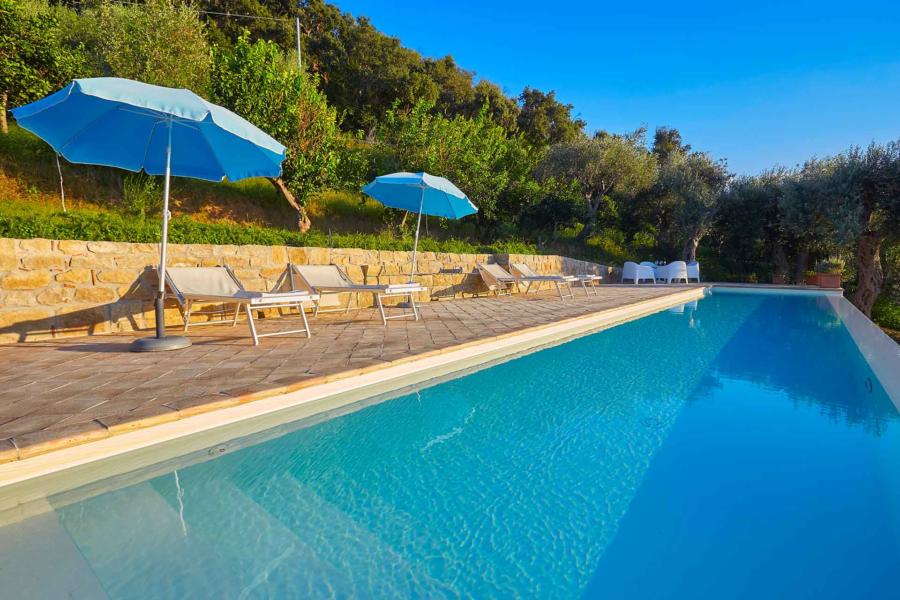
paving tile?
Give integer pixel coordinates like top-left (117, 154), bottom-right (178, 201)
top-left (12, 421), bottom-right (109, 460)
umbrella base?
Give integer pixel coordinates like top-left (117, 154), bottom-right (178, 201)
top-left (130, 335), bottom-right (192, 353)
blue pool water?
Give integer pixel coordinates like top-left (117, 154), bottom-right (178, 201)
top-left (2, 291), bottom-right (899, 598)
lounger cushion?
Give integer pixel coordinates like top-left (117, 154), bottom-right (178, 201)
top-left (167, 267), bottom-right (242, 297)
top-left (479, 263), bottom-right (516, 281)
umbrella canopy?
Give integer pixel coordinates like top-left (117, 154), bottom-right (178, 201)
top-left (11, 78), bottom-right (286, 351)
top-left (11, 77), bottom-right (285, 181)
top-left (362, 172), bottom-right (477, 283)
top-left (362, 172), bottom-right (477, 219)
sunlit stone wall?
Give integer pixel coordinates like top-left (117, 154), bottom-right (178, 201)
top-left (0, 238), bottom-right (610, 343)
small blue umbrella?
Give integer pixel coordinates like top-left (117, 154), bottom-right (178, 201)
top-left (12, 78), bottom-right (286, 351)
top-left (362, 172), bottom-right (477, 282)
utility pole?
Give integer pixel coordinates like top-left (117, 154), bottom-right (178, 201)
top-left (295, 17), bottom-right (302, 70)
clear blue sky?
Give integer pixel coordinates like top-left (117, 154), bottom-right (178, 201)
top-left (334, 0), bottom-right (900, 174)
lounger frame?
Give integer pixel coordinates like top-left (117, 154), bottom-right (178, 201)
top-left (282, 263), bottom-right (425, 326)
top-left (165, 266), bottom-right (318, 346)
top-left (508, 263), bottom-right (575, 300)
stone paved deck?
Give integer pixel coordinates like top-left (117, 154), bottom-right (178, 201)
top-left (0, 286), bottom-right (698, 461)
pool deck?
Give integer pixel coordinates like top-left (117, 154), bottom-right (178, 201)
top-left (0, 285), bottom-right (704, 463)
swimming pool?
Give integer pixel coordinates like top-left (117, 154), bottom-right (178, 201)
top-left (1, 290), bottom-right (897, 598)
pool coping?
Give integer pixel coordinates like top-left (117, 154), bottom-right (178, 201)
top-left (0, 286), bottom-right (708, 521)
top-left (826, 295), bottom-right (900, 408)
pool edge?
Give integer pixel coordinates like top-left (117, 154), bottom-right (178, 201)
top-left (0, 286), bottom-right (708, 523)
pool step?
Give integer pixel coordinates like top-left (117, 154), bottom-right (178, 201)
top-left (243, 472), bottom-right (453, 597)
top-left (165, 473), bottom-right (353, 598)
top-left (56, 479), bottom-right (237, 598)
top-left (0, 509), bottom-right (108, 600)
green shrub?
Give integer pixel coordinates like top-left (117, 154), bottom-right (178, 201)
top-left (122, 173), bottom-right (160, 218)
top-left (872, 298), bottom-right (900, 331)
top-left (0, 205), bottom-right (536, 255)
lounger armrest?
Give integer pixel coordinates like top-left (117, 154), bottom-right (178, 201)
top-left (384, 285), bottom-right (426, 293)
top-left (244, 291), bottom-right (319, 305)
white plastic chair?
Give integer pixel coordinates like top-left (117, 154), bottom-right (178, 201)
top-left (687, 261), bottom-right (701, 283)
top-left (655, 261), bottom-right (689, 284)
top-left (622, 261), bottom-right (656, 284)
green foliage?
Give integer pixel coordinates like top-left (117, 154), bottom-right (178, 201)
top-left (518, 178), bottom-right (588, 236)
top-left (872, 298), bottom-right (900, 331)
top-left (657, 149), bottom-right (729, 260)
top-left (211, 33), bottom-right (346, 225)
top-left (122, 173), bottom-right (160, 219)
top-left (0, 0), bottom-right (92, 108)
top-left (376, 101), bottom-right (533, 225)
top-left (815, 257), bottom-right (845, 274)
top-left (778, 158), bottom-right (847, 252)
top-left (517, 88), bottom-right (585, 149)
top-left (0, 201), bottom-right (535, 254)
top-left (77, 0), bottom-right (211, 92)
top-left (536, 131), bottom-right (657, 237)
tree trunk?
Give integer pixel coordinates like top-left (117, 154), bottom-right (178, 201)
top-left (772, 243), bottom-right (789, 280)
top-left (792, 247), bottom-right (809, 284)
top-left (851, 231), bottom-right (884, 316)
top-left (576, 194), bottom-right (601, 241)
top-left (1, 93), bottom-right (7, 135)
top-left (268, 176), bottom-right (310, 232)
top-left (681, 231), bottom-right (702, 262)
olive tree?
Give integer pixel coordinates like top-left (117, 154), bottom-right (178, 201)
top-left (658, 150), bottom-right (729, 261)
top-left (80, 0), bottom-right (211, 92)
top-left (839, 143), bottom-right (900, 315)
top-left (778, 158), bottom-right (850, 282)
top-left (535, 131), bottom-right (657, 240)
top-left (211, 34), bottom-right (343, 231)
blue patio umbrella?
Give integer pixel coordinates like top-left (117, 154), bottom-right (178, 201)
top-left (11, 77), bottom-right (286, 351)
top-left (362, 172), bottom-right (477, 282)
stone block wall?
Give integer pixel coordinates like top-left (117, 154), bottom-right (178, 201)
top-left (0, 238), bottom-right (610, 343)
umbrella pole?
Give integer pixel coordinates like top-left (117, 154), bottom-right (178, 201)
top-left (132, 118), bottom-right (191, 352)
top-left (409, 187), bottom-right (425, 283)
top-left (155, 120), bottom-right (173, 338)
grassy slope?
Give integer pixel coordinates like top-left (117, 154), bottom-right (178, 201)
top-left (0, 124), bottom-right (534, 254)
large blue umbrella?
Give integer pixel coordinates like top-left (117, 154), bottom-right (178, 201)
top-left (12, 78), bottom-right (286, 351)
top-left (362, 172), bottom-right (477, 282)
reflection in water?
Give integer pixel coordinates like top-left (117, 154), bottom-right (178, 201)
top-left (707, 295), bottom-right (897, 435)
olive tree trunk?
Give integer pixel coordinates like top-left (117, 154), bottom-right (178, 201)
top-left (851, 231), bottom-right (884, 316)
top-left (681, 235), bottom-right (700, 262)
top-left (576, 192), bottom-right (603, 241)
top-left (773, 243), bottom-right (790, 280)
top-left (792, 247), bottom-right (809, 284)
top-left (268, 176), bottom-right (311, 232)
top-left (1, 93), bottom-right (8, 135)
top-left (681, 225), bottom-right (704, 262)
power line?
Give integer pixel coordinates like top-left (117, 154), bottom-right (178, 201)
top-left (72, 1), bottom-right (295, 23)
top-left (72, 0), bottom-right (302, 67)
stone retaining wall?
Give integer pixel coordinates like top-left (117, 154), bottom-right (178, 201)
top-left (0, 238), bottom-right (610, 343)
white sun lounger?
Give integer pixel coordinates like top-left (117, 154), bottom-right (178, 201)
top-left (510, 262), bottom-right (602, 297)
top-left (164, 266), bottom-right (319, 346)
top-left (476, 263), bottom-right (519, 296)
top-left (507, 262), bottom-right (575, 300)
top-left (282, 263), bottom-right (426, 325)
